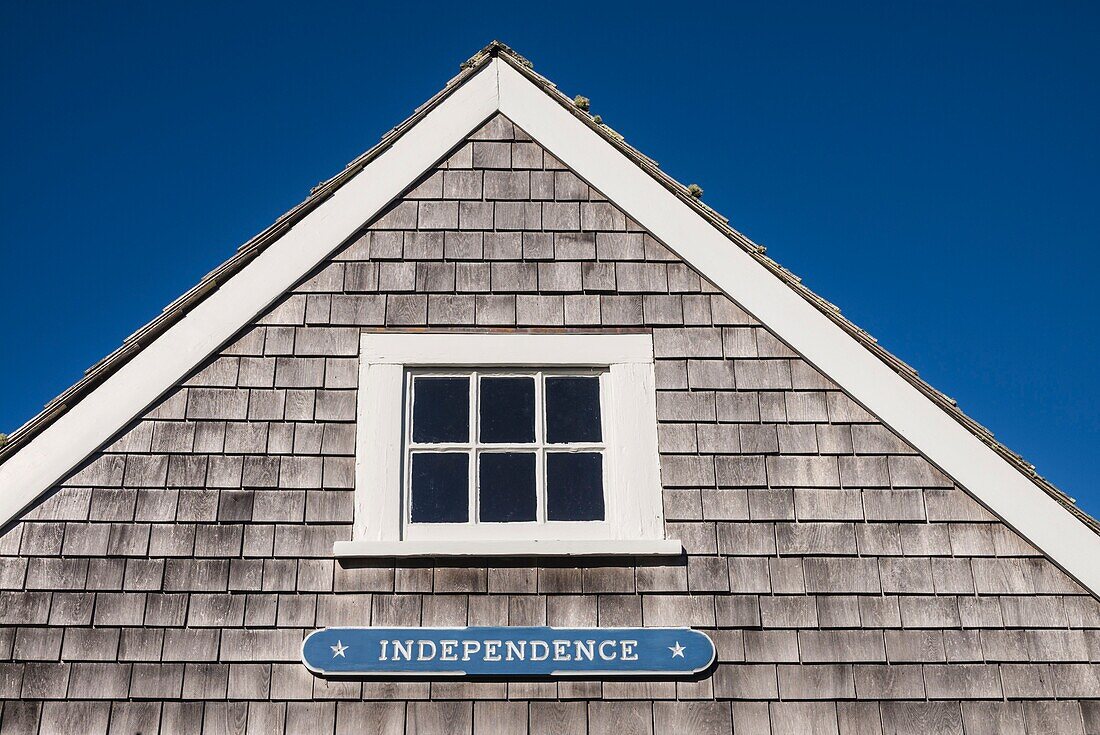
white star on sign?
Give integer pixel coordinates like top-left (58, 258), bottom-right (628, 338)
top-left (668, 641), bottom-right (685, 658)
top-left (331, 640), bottom-right (348, 658)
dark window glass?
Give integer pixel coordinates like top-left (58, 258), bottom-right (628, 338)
top-left (545, 376), bottom-right (602, 443)
top-left (546, 452), bottom-right (604, 521)
top-left (410, 453), bottom-right (469, 523)
top-left (412, 377), bottom-right (469, 443)
top-left (478, 453), bottom-right (537, 522)
top-left (479, 377), bottom-right (536, 444)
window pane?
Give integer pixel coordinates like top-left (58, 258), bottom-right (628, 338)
top-left (547, 452), bottom-right (604, 521)
top-left (478, 453), bottom-right (537, 522)
top-left (410, 453), bottom-right (469, 523)
top-left (412, 377), bottom-right (469, 443)
top-left (479, 377), bottom-right (535, 444)
top-left (545, 376), bottom-right (602, 443)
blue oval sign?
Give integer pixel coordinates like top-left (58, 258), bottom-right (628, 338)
top-left (302, 626), bottom-right (715, 677)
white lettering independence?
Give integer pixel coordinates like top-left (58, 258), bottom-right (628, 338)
top-left (378, 637), bottom-right (640, 663)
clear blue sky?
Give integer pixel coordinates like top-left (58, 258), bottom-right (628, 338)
top-left (2, 3), bottom-right (1097, 515)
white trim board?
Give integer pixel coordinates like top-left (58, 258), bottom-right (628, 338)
top-left (333, 539), bottom-right (682, 558)
top-left (361, 332), bottom-right (655, 365)
top-left (0, 52), bottom-right (1095, 593)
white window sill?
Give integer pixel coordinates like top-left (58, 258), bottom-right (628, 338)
top-left (333, 538), bottom-right (683, 558)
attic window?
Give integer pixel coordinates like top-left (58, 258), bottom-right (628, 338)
top-left (335, 332), bottom-right (680, 557)
top-left (408, 371), bottom-right (606, 526)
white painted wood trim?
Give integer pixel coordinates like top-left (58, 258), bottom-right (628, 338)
top-left (361, 332), bottom-right (655, 365)
top-left (497, 60), bottom-right (1100, 595)
top-left (0, 60), bottom-right (501, 530)
top-left (356, 362), bottom-right (405, 542)
top-left (333, 539), bottom-right (683, 558)
top-left (402, 521), bottom-right (614, 542)
top-left (353, 332), bottom-right (668, 554)
top-left (605, 361), bottom-right (664, 540)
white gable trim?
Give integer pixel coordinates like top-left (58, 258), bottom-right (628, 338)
top-left (1, 53), bottom-right (1097, 596)
top-left (0, 59), bottom-right (502, 529)
top-left (496, 61), bottom-right (1100, 595)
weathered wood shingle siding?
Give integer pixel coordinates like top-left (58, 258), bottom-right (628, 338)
top-left (1, 114), bottom-right (1097, 734)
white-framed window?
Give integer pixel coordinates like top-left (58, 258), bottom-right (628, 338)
top-left (336, 332), bottom-right (680, 557)
top-left (404, 368), bottom-right (609, 534)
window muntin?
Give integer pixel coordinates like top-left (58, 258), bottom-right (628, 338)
top-left (405, 369), bottom-right (606, 528)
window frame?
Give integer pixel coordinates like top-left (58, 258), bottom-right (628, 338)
top-left (404, 368), bottom-right (609, 535)
top-left (340, 332), bottom-right (679, 557)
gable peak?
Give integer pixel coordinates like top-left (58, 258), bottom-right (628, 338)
top-left (461, 40), bottom-right (533, 72)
